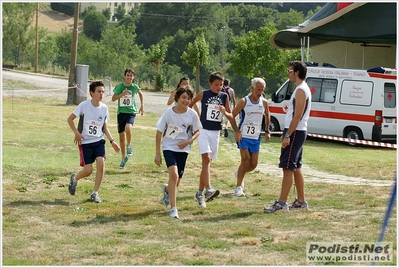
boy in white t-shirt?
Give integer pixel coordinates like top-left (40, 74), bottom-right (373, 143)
top-left (67, 81), bottom-right (121, 203)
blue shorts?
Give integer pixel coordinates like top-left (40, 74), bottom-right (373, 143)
top-left (117, 113), bottom-right (136, 133)
top-left (79, 139), bottom-right (106, 166)
top-left (279, 129), bottom-right (307, 171)
top-left (237, 137), bottom-right (260, 154)
top-left (163, 150), bottom-right (188, 179)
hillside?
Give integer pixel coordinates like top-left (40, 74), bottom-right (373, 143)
top-left (35, 8), bottom-right (83, 34)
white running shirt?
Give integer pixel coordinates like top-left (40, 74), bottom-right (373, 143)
top-left (284, 81), bottom-right (311, 131)
top-left (155, 107), bottom-right (202, 153)
top-left (73, 100), bottom-right (110, 145)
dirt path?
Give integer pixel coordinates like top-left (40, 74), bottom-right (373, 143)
top-left (256, 163), bottom-right (393, 187)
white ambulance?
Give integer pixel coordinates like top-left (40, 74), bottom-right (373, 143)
top-left (268, 66), bottom-right (397, 145)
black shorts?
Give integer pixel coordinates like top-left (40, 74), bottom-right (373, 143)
top-left (117, 113), bottom-right (136, 133)
top-left (163, 150), bottom-right (188, 179)
top-left (279, 129), bottom-right (307, 171)
top-left (79, 139), bottom-right (106, 166)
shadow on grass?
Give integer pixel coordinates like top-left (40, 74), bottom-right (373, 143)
top-left (69, 208), bottom-right (163, 227)
top-left (185, 211), bottom-right (255, 223)
top-left (4, 199), bottom-right (69, 207)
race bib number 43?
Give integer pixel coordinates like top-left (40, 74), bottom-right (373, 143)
top-left (206, 104), bottom-right (222, 122)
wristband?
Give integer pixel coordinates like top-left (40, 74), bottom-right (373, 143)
top-left (110, 139), bottom-right (114, 144)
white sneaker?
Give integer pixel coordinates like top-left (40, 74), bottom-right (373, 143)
top-left (161, 184), bottom-right (170, 207)
top-left (194, 192), bottom-right (206, 208)
top-left (169, 207), bottom-right (179, 218)
top-left (235, 186), bottom-right (245, 197)
top-left (234, 170), bottom-right (244, 189)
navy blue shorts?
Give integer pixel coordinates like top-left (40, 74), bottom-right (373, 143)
top-left (163, 150), bottom-right (188, 179)
top-left (117, 113), bottom-right (136, 133)
top-left (79, 139), bottom-right (106, 166)
top-left (279, 129), bottom-right (307, 171)
top-left (236, 137), bottom-right (261, 154)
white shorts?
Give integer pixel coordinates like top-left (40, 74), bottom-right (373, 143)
top-left (197, 129), bottom-right (220, 160)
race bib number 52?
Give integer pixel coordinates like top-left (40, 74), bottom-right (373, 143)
top-left (206, 104), bottom-right (222, 122)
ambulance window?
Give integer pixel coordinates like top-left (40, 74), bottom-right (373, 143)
top-left (384, 83), bottom-right (396, 108)
top-left (273, 80), bottom-right (295, 103)
top-left (307, 78), bottom-right (337, 103)
top-left (307, 78), bottom-right (322, 102)
top-left (285, 82), bottom-right (296, 100)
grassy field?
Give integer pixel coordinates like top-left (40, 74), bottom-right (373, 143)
top-left (2, 93), bottom-right (397, 266)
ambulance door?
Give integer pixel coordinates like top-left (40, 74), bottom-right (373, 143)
top-left (307, 77), bottom-right (340, 136)
top-left (381, 82), bottom-right (396, 140)
top-left (269, 79), bottom-right (295, 132)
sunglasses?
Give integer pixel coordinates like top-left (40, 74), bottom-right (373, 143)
top-left (287, 69), bottom-right (294, 73)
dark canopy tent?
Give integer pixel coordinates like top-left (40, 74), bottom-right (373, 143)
top-left (270, 2), bottom-right (397, 49)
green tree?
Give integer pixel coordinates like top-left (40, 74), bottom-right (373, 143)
top-left (83, 10), bottom-right (108, 41)
top-left (81, 5), bottom-right (96, 19)
top-left (182, 33), bottom-right (210, 93)
top-left (102, 7), bottom-right (112, 21)
top-left (228, 25), bottom-right (300, 93)
top-left (136, 3), bottom-right (225, 48)
top-left (146, 38), bottom-right (169, 91)
top-left (223, 4), bottom-right (279, 36)
top-left (2, 3), bottom-right (36, 66)
top-left (276, 8), bottom-right (305, 30)
top-left (115, 5), bottom-right (126, 21)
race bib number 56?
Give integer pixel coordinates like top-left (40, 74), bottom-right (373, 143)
top-left (85, 120), bottom-right (102, 137)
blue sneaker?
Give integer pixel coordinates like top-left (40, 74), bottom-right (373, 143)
top-left (127, 145), bottom-right (133, 156)
top-left (119, 156), bottom-right (128, 169)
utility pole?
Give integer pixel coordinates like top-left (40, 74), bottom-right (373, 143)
top-left (221, 26), bottom-right (227, 68)
top-left (35, 2), bottom-right (39, 73)
top-left (67, 3), bottom-right (79, 105)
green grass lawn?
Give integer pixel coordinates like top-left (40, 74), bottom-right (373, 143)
top-left (2, 96), bottom-right (397, 266)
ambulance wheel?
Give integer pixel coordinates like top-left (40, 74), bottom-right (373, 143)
top-left (269, 117), bottom-right (280, 133)
top-left (344, 127), bottom-right (364, 146)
